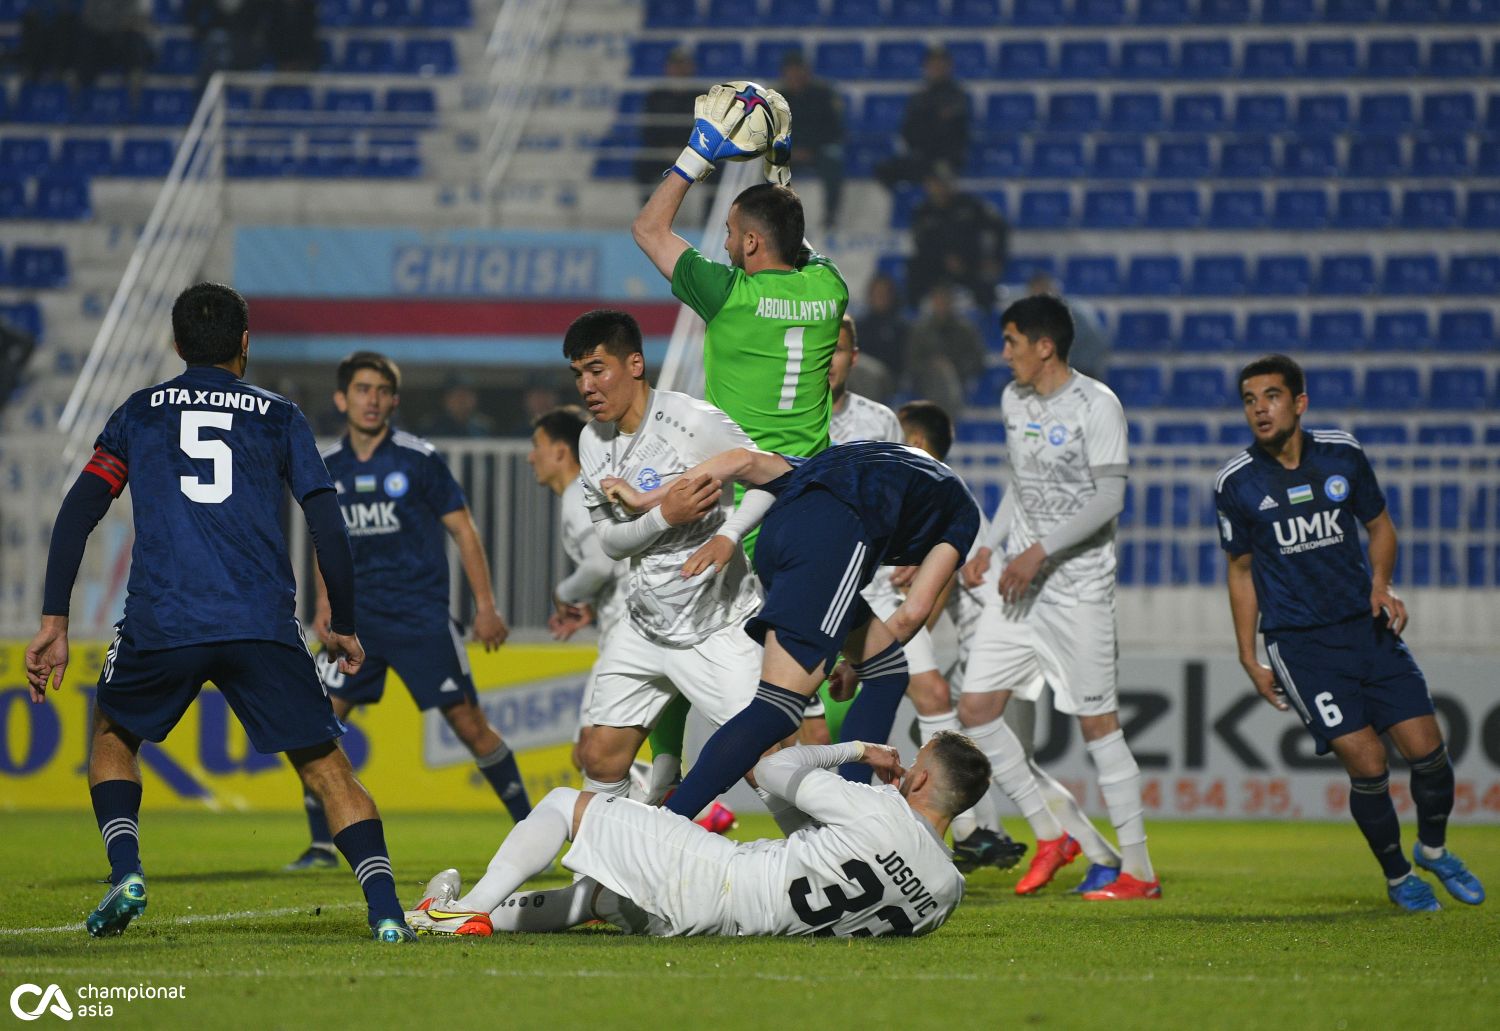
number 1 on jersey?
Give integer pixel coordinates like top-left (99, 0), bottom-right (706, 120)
top-left (180, 411), bottom-right (233, 504)
top-left (778, 327), bottom-right (804, 411)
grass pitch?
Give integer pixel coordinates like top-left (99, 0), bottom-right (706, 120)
top-left (1, 812), bottom-right (1495, 1030)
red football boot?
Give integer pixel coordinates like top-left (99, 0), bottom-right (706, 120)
top-left (1082, 872), bottom-right (1162, 900)
top-left (1014, 834), bottom-right (1081, 895)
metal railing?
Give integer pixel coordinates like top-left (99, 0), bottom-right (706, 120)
top-left (480, 0), bottom-right (572, 217)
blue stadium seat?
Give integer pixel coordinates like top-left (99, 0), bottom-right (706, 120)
top-left (57, 138), bottom-right (113, 176)
top-left (1218, 137), bottom-right (1274, 178)
top-left (343, 38), bottom-right (399, 73)
top-left (1371, 310), bottom-right (1433, 350)
top-left (644, 0), bottom-right (697, 26)
top-left (0, 301), bottom-right (43, 340)
top-left (856, 93), bottom-right (909, 133)
top-left (1199, 0), bottom-right (1250, 21)
top-left (1081, 188), bottom-right (1138, 227)
top-left (997, 41), bottom-right (1050, 79)
top-left (1243, 40), bottom-right (1296, 78)
top-left (1389, 0), bottom-right (1442, 18)
top-left (1017, 189), bottom-right (1073, 227)
top-left (1119, 41), bottom-right (1171, 78)
top-left (889, 186), bottom-right (923, 229)
top-left (1156, 139), bottom-right (1211, 178)
top-left (116, 138), bottom-right (175, 177)
top-left (264, 84), bottom-right (315, 111)
top-left (0, 177), bottom-right (26, 219)
top-left (1430, 40), bottom-right (1485, 79)
top-left (1423, 92), bottom-right (1479, 131)
top-left (1448, 0), bottom-right (1500, 23)
top-left (889, 0), bottom-right (943, 25)
top-left (752, 39), bottom-right (803, 80)
top-left (404, 36), bottom-right (456, 73)
top-left (1281, 137), bottom-right (1337, 177)
top-left (629, 41), bottom-right (677, 76)
top-left (1209, 188), bottom-right (1266, 228)
top-left (1271, 188), bottom-right (1329, 229)
top-left (1437, 310), bottom-right (1496, 351)
top-left (0, 136), bottom-right (51, 174)
top-left (1075, 0), bottom-right (1126, 23)
top-left (385, 88), bottom-right (437, 115)
top-left (873, 41), bottom-right (927, 80)
top-left (1416, 423), bottom-right (1476, 446)
top-left (1304, 39), bottom-right (1358, 77)
top-left (1335, 187), bottom-right (1395, 228)
top-left (1450, 255), bottom-right (1500, 294)
top-left (1058, 40), bottom-right (1111, 78)
top-left (1107, 366), bottom-right (1166, 407)
top-left (1480, 139), bottom-right (1500, 176)
top-left (706, 0), bottom-right (760, 26)
top-left (1180, 311), bottom-right (1237, 352)
top-left (1172, 93), bottom-right (1225, 132)
top-left (1115, 310), bottom-right (1173, 352)
top-left (1003, 255), bottom-right (1056, 285)
top-left (1048, 93), bottom-right (1102, 131)
top-left (1429, 367), bottom-right (1490, 409)
top-left (695, 40), bottom-right (747, 78)
top-left (1106, 93), bottom-right (1163, 132)
top-left (1138, 0), bottom-right (1190, 23)
top-left (1128, 255), bottom-right (1183, 294)
top-left (153, 0), bottom-right (188, 22)
top-left (15, 83), bottom-right (70, 124)
top-left (1063, 255), bottom-right (1121, 294)
top-left (814, 41), bottom-right (865, 78)
top-left (420, 0), bottom-right (473, 26)
top-left (354, 0), bottom-right (414, 25)
top-left (1383, 254), bottom-right (1442, 295)
top-left (74, 87), bottom-right (131, 126)
top-left (1234, 95), bottom-right (1288, 132)
top-left (318, 0), bottom-right (356, 25)
top-left (1411, 136), bottom-right (1469, 177)
top-left (1296, 94), bottom-right (1351, 132)
top-left (1218, 421), bottom-right (1253, 446)
top-left (1358, 94), bottom-right (1414, 133)
top-left (1364, 367), bottom-right (1423, 410)
top-left (1144, 188), bottom-right (1201, 227)
top-left (1092, 138), bottom-right (1146, 177)
top-left (843, 134), bottom-right (893, 176)
top-left (1367, 39), bottom-right (1421, 77)
top-left (1403, 188), bottom-right (1459, 228)
top-left (1011, 0), bottom-right (1066, 24)
top-left (830, 0), bottom-right (882, 24)
top-left (949, 0), bottom-right (1002, 24)
top-left (967, 366), bottom-right (1013, 406)
top-left (1178, 39), bottom-right (1232, 79)
top-left (1029, 139), bottom-right (1084, 177)
top-left (10, 246), bottom-right (69, 288)
top-left (1153, 421), bottom-right (1211, 445)
top-left (945, 40), bottom-right (991, 79)
top-left (1169, 367), bottom-right (1231, 408)
top-left (1353, 422), bottom-right (1408, 444)
top-left (1347, 138), bottom-right (1403, 178)
top-left (1310, 310), bottom-right (1368, 351)
top-left (1252, 254), bottom-right (1312, 295)
top-left (966, 136), bottom-right (1023, 176)
top-left (1190, 255), bottom-right (1247, 295)
top-left (156, 36), bottom-right (200, 76)
top-left (1245, 311), bottom-right (1302, 350)
top-left (1304, 367), bottom-right (1359, 408)
top-left (1319, 255), bottom-right (1375, 294)
top-left (983, 93), bottom-right (1039, 131)
top-left (955, 420), bottom-right (1007, 444)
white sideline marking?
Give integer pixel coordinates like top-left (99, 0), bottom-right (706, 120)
top-left (0, 902), bottom-right (361, 937)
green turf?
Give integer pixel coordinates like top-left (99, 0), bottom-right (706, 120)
top-left (1, 812), bottom-right (1495, 1029)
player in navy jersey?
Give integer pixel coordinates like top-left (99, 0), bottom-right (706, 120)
top-left (1217, 354), bottom-right (1484, 912)
top-left (24, 283), bottom-right (414, 942)
top-left (604, 440), bottom-right (980, 822)
top-left (286, 352), bottom-right (530, 870)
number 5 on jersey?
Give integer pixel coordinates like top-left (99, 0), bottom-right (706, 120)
top-left (180, 411), bottom-right (233, 504)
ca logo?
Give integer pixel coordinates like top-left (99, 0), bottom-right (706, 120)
top-left (9, 983), bottom-right (73, 1021)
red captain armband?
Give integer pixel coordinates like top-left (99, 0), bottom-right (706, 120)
top-left (83, 448), bottom-right (128, 497)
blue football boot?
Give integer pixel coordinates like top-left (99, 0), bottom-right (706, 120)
top-left (86, 873), bottom-right (147, 937)
top-left (1412, 846), bottom-right (1485, 905)
top-left (372, 917), bottom-right (418, 943)
top-left (1070, 863), bottom-right (1122, 895)
top-left (1387, 873), bottom-right (1442, 913)
top-left (284, 845), bottom-right (341, 871)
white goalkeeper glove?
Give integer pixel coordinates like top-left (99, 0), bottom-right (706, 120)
top-left (672, 83), bottom-right (762, 183)
top-left (761, 87), bottom-right (792, 186)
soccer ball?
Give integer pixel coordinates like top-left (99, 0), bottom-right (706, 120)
top-left (718, 80), bottom-right (778, 159)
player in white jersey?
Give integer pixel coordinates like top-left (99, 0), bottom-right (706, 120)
top-left (959, 296), bottom-right (1159, 901)
top-left (562, 309), bottom-right (764, 804)
top-left (405, 732), bottom-right (989, 939)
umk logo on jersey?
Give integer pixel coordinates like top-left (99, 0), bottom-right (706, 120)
top-left (1273, 509), bottom-right (1344, 555)
top-left (342, 501), bottom-right (401, 537)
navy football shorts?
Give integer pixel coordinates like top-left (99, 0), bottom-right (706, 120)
top-left (746, 487), bottom-right (880, 675)
top-left (1264, 614), bottom-right (1434, 755)
top-left (318, 619), bottom-right (478, 711)
top-left (96, 625), bottom-right (343, 755)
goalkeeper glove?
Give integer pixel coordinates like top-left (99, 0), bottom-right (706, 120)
top-left (762, 87), bottom-right (792, 186)
top-left (672, 83), bottom-right (762, 183)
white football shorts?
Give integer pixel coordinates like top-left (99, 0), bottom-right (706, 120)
top-left (588, 617), bottom-right (760, 729)
top-left (962, 594), bottom-right (1119, 716)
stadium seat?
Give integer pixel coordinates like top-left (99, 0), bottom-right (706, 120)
top-left (1153, 421), bottom-right (1211, 445)
top-left (1081, 188), bottom-right (1138, 228)
top-left (1058, 40), bottom-right (1111, 78)
top-left (889, 186), bottom-right (923, 229)
top-left (117, 138), bottom-right (175, 177)
top-left (1309, 310), bottom-right (1368, 351)
top-left (1114, 310), bottom-right (1173, 352)
top-left (1364, 367), bottom-right (1423, 410)
top-left (1304, 39), bottom-right (1358, 77)
top-left (1281, 137), bottom-right (1337, 177)
top-left (629, 40), bottom-right (677, 76)
top-left (843, 133), bottom-right (893, 176)
top-left (1449, 0), bottom-right (1500, 22)
top-left (949, 0), bottom-right (1001, 24)
top-left (14, 83), bottom-right (70, 124)
top-left (1200, 0), bottom-right (1250, 21)
top-left (10, 245), bottom-right (68, 288)
top-left (1092, 138), bottom-right (1147, 177)
top-left (138, 87), bottom-right (197, 125)
top-left (1209, 189), bottom-right (1266, 227)
top-left (1371, 310), bottom-right (1433, 350)
top-left (873, 41), bottom-right (927, 80)
top-left (1367, 39), bottom-right (1421, 77)
top-left (1128, 255), bottom-right (1182, 295)
top-left (1243, 40), bottom-right (1296, 78)
top-left (814, 41), bottom-right (865, 78)
top-left (983, 93), bottom-right (1038, 132)
top-left (404, 36), bottom-right (457, 74)
top-left (830, 0), bottom-right (882, 24)
top-left (1137, 0), bottom-right (1190, 24)
top-left (1296, 94), bottom-right (1351, 133)
top-left (1347, 138), bottom-right (1404, 178)
top-left (1319, 255), bottom-right (1376, 295)
top-left (1398, 187), bottom-right (1458, 228)
top-left (0, 136), bottom-right (51, 175)
top-left (997, 41), bottom-right (1050, 79)
top-left (1335, 188), bottom-right (1395, 228)
top-left (1383, 254), bottom-right (1443, 295)
top-left (1233, 95), bottom-right (1288, 133)
top-left (0, 177), bottom-right (26, 219)
top-left (1353, 422), bottom-right (1409, 444)
top-left (1156, 139), bottom-right (1211, 178)
top-left (1107, 366), bottom-right (1165, 407)
top-left (1169, 367), bottom-right (1231, 408)
top-left (355, 0), bottom-right (415, 25)
top-left (966, 136), bottom-right (1022, 176)
top-left (706, 0), bottom-right (760, 26)
top-left (1245, 311), bottom-right (1302, 350)
top-left (56, 137), bottom-right (112, 176)
top-left (344, 38), bottom-right (399, 73)
top-left (695, 40), bottom-right (747, 78)
top-left (967, 367), bottom-right (1012, 407)
top-left (1429, 367), bottom-right (1490, 409)
top-left (420, 0), bottom-right (473, 26)
top-left (1218, 137), bottom-right (1274, 178)
top-left (1106, 93), bottom-right (1163, 132)
top-left (74, 86), bottom-right (131, 126)
top-left (1048, 93), bottom-right (1102, 131)
top-left (1119, 41), bottom-right (1171, 78)
top-left (745, 39), bottom-right (797, 79)
top-left (888, 0), bottom-right (942, 24)
top-left (1416, 423), bottom-right (1476, 446)
top-left (1179, 312), bottom-right (1237, 352)
top-left (1358, 94), bottom-right (1414, 133)
top-left (1430, 39), bottom-right (1485, 77)
top-left (1177, 39), bottom-right (1232, 79)
top-left (1011, 0), bottom-right (1066, 24)
top-left (1450, 255), bottom-right (1500, 294)
top-left (1144, 188), bottom-right (1200, 227)
top-left (1063, 255), bottom-right (1120, 294)
top-left (0, 300), bottom-right (43, 340)
top-left (156, 36), bottom-right (200, 76)
top-left (1424, 92), bottom-right (1479, 132)
top-left (1003, 254), bottom-right (1056, 285)
top-left (1075, 0), bottom-right (1126, 23)
top-left (1304, 367), bottom-right (1359, 409)
top-left (1480, 139), bottom-right (1500, 176)
top-left (644, 0), bottom-right (697, 26)
top-left (1189, 255), bottom-right (1247, 296)
top-left (1017, 189), bottom-right (1073, 227)
top-left (1252, 254), bottom-right (1312, 295)
top-left (955, 420), bottom-right (1006, 444)
top-left (1411, 136), bottom-right (1469, 177)
top-left (1172, 94), bottom-right (1225, 132)
top-left (386, 88), bottom-right (437, 115)
top-left (945, 40), bottom-right (991, 79)
top-left (1436, 310), bottom-right (1497, 351)
top-left (264, 84), bottom-right (315, 111)
top-left (1029, 139), bottom-right (1084, 177)
top-left (1217, 421), bottom-right (1253, 446)
top-left (1271, 188), bottom-right (1329, 229)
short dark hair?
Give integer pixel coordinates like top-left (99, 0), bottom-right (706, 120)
top-left (337, 351), bottom-right (401, 393)
top-left (532, 404), bottom-right (587, 461)
top-left (928, 731), bottom-right (992, 817)
top-left (732, 183), bottom-right (804, 265)
top-left (1238, 354), bottom-right (1305, 398)
top-left (898, 400), bottom-right (954, 461)
top-left (563, 309), bottom-right (643, 363)
top-left (1000, 294), bottom-right (1075, 362)
top-left (171, 282), bottom-right (248, 366)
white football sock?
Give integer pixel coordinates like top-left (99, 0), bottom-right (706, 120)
top-left (645, 753), bottom-right (682, 806)
top-left (456, 787), bottom-right (576, 912)
top-left (488, 882), bottom-right (593, 932)
top-left (582, 775), bottom-right (630, 798)
top-left (1085, 730), bottom-right (1154, 881)
top-left (966, 715), bottom-right (1063, 841)
top-left (916, 709), bottom-right (961, 744)
top-left (1033, 760), bottom-right (1121, 867)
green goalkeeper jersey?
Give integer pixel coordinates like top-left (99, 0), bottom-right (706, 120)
top-left (671, 247), bottom-right (849, 458)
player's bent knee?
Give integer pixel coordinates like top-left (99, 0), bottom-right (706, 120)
top-left (958, 691), bottom-right (1006, 726)
top-left (907, 672), bottom-right (951, 715)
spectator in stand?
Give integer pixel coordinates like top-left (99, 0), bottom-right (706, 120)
top-left (851, 272), bottom-right (911, 401)
top-left (635, 48), bottom-right (703, 203)
top-left (186, 0), bottom-right (265, 85)
top-left (905, 283), bottom-right (987, 418)
top-left (908, 163), bottom-right (1009, 312)
top-left (424, 376), bottom-right (498, 439)
top-left (266, 0), bottom-right (320, 72)
top-left (876, 46), bottom-right (970, 191)
top-left (19, 1), bottom-right (81, 83)
top-left (75, 0), bottom-right (153, 90)
top-left (776, 51), bottom-right (846, 232)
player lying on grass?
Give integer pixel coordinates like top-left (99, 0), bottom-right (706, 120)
top-left (407, 733), bottom-right (988, 938)
top-left (603, 439), bottom-right (980, 822)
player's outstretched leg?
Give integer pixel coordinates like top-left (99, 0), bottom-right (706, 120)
top-left (1407, 743), bottom-right (1485, 905)
top-left (86, 714), bottom-right (148, 937)
top-left (664, 681), bottom-right (809, 819)
top-left (1346, 772), bottom-right (1438, 912)
top-left (286, 790), bottom-right (341, 870)
top-left (449, 787), bottom-right (580, 916)
top-left (1080, 728), bottom-right (1160, 900)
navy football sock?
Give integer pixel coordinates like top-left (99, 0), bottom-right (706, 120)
top-left (1408, 745), bottom-right (1454, 851)
top-left (302, 790), bottom-right (333, 848)
top-left (91, 780), bottom-right (143, 884)
top-left (836, 641), bottom-right (909, 782)
top-left (1349, 773), bottom-right (1410, 880)
top-left (665, 683), bottom-right (807, 819)
top-left (477, 742), bottom-right (533, 822)
top-left (333, 819), bottom-right (404, 926)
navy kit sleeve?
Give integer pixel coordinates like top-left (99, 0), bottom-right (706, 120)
top-left (302, 488), bottom-right (357, 635)
top-left (41, 469), bottom-right (119, 616)
top-left (285, 404), bottom-right (335, 502)
top-left (422, 452), bottom-right (468, 516)
top-left (1349, 448), bottom-right (1387, 524)
top-left (1215, 486), bottom-right (1251, 557)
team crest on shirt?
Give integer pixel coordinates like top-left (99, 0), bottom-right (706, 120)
top-left (1047, 424), bottom-right (1067, 446)
top-left (1324, 475), bottom-right (1349, 502)
top-left (637, 467), bottom-right (662, 490)
top-left (355, 475), bottom-right (377, 493)
top-left (1287, 484), bottom-right (1313, 505)
top-left (384, 471), bottom-right (409, 497)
